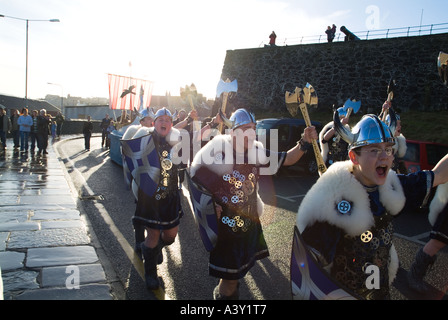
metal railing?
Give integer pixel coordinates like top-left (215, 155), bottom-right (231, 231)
top-left (259, 22), bottom-right (448, 47)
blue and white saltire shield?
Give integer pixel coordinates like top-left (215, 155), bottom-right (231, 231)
top-left (185, 171), bottom-right (218, 252)
top-left (121, 133), bottom-right (160, 198)
top-left (290, 226), bottom-right (360, 300)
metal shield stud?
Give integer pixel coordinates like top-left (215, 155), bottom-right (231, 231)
top-left (360, 230), bottom-right (373, 243)
top-left (161, 158), bottom-right (173, 170)
top-left (337, 200), bottom-right (351, 215)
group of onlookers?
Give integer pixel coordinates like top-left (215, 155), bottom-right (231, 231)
top-left (0, 107), bottom-right (64, 155)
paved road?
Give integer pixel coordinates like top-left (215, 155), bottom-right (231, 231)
top-left (56, 135), bottom-right (448, 300)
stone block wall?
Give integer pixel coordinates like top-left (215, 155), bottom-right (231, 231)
top-left (220, 33), bottom-right (448, 116)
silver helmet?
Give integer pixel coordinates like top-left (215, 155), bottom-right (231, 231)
top-left (219, 108), bottom-right (256, 129)
top-left (334, 109), bottom-right (396, 150)
top-left (138, 108), bottom-right (154, 121)
top-left (147, 107), bottom-right (177, 121)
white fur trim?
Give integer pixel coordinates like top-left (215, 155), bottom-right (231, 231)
top-left (131, 126), bottom-right (152, 139)
top-left (429, 182), bottom-right (448, 226)
top-left (394, 134), bottom-right (407, 158)
top-left (122, 125), bottom-right (142, 140)
top-left (378, 169), bottom-right (406, 215)
top-left (165, 127), bottom-right (182, 146)
top-left (297, 160), bottom-right (405, 236)
top-left (190, 134), bottom-right (234, 177)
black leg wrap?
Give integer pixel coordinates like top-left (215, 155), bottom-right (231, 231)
top-left (157, 235), bottom-right (175, 265)
top-left (141, 243), bottom-right (160, 290)
top-left (407, 247), bottom-right (437, 292)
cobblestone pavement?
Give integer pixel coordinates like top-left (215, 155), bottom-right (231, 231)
top-left (0, 138), bottom-right (113, 300)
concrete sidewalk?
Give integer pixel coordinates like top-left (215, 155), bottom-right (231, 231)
top-left (0, 137), bottom-right (113, 300)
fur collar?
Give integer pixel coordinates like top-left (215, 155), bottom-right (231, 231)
top-left (394, 134), bottom-right (407, 158)
top-left (122, 125), bottom-right (181, 147)
top-left (190, 134), bottom-right (270, 177)
top-left (297, 160), bottom-right (406, 236)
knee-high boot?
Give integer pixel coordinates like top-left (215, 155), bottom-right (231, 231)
top-left (157, 236), bottom-right (174, 265)
top-left (141, 243), bottom-right (160, 290)
top-left (407, 247), bottom-right (437, 292)
top-left (133, 223), bottom-right (145, 259)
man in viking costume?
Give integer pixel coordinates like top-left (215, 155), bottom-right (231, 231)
top-left (121, 107), bottom-right (183, 290)
top-left (190, 108), bottom-right (317, 300)
top-left (122, 109), bottom-right (154, 259)
top-left (293, 109), bottom-right (448, 299)
top-left (319, 106), bottom-right (350, 167)
top-left (407, 51), bottom-right (448, 292)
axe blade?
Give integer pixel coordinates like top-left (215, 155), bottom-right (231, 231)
top-left (343, 99), bottom-right (361, 114)
top-left (285, 87), bottom-right (301, 117)
top-left (303, 83), bottom-right (318, 108)
top-left (190, 83), bottom-right (198, 95)
top-left (216, 79), bottom-right (238, 97)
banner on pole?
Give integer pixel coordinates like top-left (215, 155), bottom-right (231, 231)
top-left (108, 73), bottom-right (154, 111)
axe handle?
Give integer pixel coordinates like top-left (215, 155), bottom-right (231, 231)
top-left (187, 95), bottom-right (196, 111)
top-left (299, 104), bottom-right (327, 175)
top-left (381, 92), bottom-right (393, 122)
top-left (218, 92), bottom-right (229, 133)
top-left (187, 95), bottom-right (202, 133)
top-left (345, 107), bottom-right (353, 120)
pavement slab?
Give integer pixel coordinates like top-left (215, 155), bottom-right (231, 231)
top-left (0, 138), bottom-right (113, 300)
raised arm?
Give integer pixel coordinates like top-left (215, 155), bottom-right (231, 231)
top-left (283, 126), bottom-right (318, 167)
top-left (432, 153), bottom-right (448, 187)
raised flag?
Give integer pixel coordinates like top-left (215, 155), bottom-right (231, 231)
top-left (108, 73), bottom-right (154, 111)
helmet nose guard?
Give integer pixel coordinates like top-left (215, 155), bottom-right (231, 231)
top-left (334, 109), bottom-right (396, 150)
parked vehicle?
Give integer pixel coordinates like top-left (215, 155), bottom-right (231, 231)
top-left (402, 139), bottom-right (448, 173)
top-left (256, 118), bottom-right (322, 175)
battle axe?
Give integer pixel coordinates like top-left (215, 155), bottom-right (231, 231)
top-left (381, 78), bottom-right (396, 122)
top-left (285, 83), bottom-right (326, 175)
top-left (342, 98), bottom-right (361, 120)
top-left (216, 78), bottom-right (238, 133)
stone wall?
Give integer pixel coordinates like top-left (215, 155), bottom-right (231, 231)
top-left (220, 33), bottom-right (448, 116)
top-left (59, 120), bottom-right (102, 135)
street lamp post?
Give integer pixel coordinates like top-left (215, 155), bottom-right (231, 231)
top-left (0, 14), bottom-right (60, 107)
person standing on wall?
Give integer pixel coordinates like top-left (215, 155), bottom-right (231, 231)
top-left (325, 24), bottom-right (336, 42)
top-left (269, 31), bottom-right (277, 46)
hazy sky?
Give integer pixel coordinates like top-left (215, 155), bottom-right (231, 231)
top-left (1, 0), bottom-right (446, 101)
